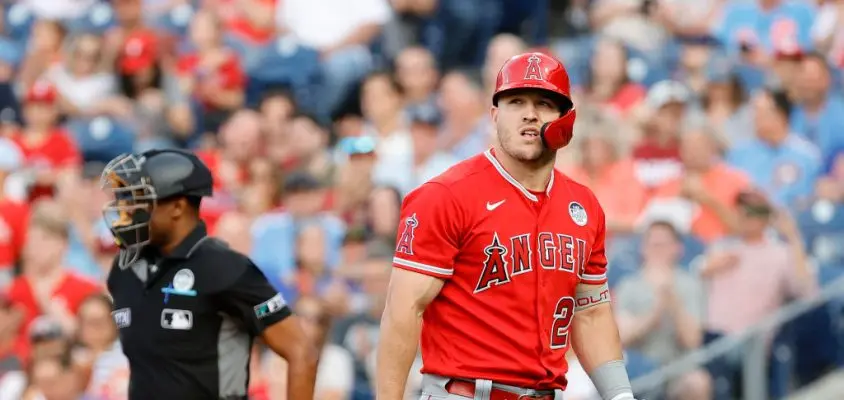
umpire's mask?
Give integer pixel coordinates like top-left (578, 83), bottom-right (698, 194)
top-left (100, 153), bottom-right (157, 269)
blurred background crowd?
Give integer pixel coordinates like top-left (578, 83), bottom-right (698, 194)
top-left (0, 0), bottom-right (842, 399)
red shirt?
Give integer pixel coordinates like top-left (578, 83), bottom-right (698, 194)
top-left (0, 200), bottom-right (30, 270)
top-left (216, 0), bottom-right (277, 44)
top-left (195, 151), bottom-right (243, 233)
top-left (632, 138), bottom-right (683, 189)
top-left (12, 129), bottom-right (82, 200)
top-left (12, 129), bottom-right (81, 169)
top-left (392, 149), bottom-right (608, 390)
top-left (7, 272), bottom-right (101, 359)
top-left (176, 51), bottom-right (246, 109)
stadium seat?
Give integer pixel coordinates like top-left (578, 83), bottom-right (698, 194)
top-left (152, 2), bottom-right (196, 37)
top-left (3, 3), bottom-right (35, 43)
top-left (245, 35), bottom-right (323, 114)
top-left (64, 2), bottom-right (116, 34)
top-left (798, 203), bottom-right (844, 266)
top-left (66, 116), bottom-right (136, 164)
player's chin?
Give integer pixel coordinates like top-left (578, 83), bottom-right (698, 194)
top-left (512, 144), bottom-right (547, 162)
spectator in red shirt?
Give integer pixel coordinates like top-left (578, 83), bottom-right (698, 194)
top-left (5, 200), bottom-right (101, 362)
top-left (197, 110), bottom-right (264, 231)
top-left (632, 80), bottom-right (691, 190)
top-left (0, 139), bottom-right (29, 288)
top-left (11, 81), bottom-right (81, 203)
top-left (176, 9), bottom-right (247, 136)
top-left (209, 0), bottom-right (278, 45)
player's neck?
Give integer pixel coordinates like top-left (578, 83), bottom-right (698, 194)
top-left (493, 147), bottom-right (554, 192)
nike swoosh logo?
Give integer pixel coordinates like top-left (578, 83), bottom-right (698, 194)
top-left (486, 200), bottom-right (506, 211)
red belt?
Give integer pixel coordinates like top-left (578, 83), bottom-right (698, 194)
top-left (445, 380), bottom-right (555, 400)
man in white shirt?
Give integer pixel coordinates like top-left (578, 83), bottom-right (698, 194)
top-left (277, 0), bottom-right (392, 116)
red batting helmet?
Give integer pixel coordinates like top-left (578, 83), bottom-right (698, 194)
top-left (493, 52), bottom-right (576, 150)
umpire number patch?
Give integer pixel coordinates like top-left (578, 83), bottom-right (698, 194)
top-left (254, 293), bottom-right (286, 319)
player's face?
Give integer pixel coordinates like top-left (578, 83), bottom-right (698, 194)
top-left (492, 90), bottom-right (561, 163)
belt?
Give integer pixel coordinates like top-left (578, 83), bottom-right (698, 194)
top-left (445, 380), bottom-right (555, 400)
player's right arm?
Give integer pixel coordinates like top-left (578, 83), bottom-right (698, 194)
top-left (376, 182), bottom-right (463, 400)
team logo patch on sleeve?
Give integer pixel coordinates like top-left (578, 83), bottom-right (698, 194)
top-left (568, 202), bottom-right (588, 226)
top-left (395, 214), bottom-right (419, 255)
top-left (254, 293), bottom-right (286, 319)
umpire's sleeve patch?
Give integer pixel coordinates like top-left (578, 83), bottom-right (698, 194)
top-left (254, 293), bottom-right (287, 319)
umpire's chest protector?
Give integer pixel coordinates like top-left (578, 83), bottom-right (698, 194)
top-left (107, 244), bottom-right (239, 362)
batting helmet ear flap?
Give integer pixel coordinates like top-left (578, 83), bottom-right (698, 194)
top-left (540, 108), bottom-right (577, 150)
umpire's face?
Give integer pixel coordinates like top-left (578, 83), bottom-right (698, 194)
top-left (147, 196), bottom-right (190, 247)
top-left (492, 90), bottom-right (561, 163)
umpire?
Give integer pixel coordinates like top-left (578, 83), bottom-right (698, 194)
top-left (100, 149), bottom-right (318, 399)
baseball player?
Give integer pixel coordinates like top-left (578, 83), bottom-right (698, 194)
top-left (376, 52), bottom-right (636, 400)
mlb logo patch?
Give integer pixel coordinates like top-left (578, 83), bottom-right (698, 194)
top-left (112, 308), bottom-right (131, 328)
top-left (161, 309), bottom-right (193, 330)
top-left (569, 202), bottom-right (588, 227)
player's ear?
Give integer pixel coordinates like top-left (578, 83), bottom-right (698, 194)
top-left (490, 106), bottom-right (499, 123)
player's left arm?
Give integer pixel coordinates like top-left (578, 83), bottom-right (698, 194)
top-left (216, 259), bottom-right (318, 400)
top-left (570, 204), bottom-right (636, 400)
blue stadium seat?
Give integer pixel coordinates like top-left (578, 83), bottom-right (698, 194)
top-left (608, 257), bottom-right (639, 288)
top-left (64, 2), bottom-right (116, 34)
top-left (66, 116), bottom-right (135, 164)
top-left (151, 2), bottom-right (196, 37)
top-left (623, 349), bottom-right (659, 379)
top-left (3, 3), bottom-right (35, 43)
top-left (798, 203), bottom-right (844, 266)
top-left (245, 35), bottom-right (323, 114)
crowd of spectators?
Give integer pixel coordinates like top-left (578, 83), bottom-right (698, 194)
top-left (0, 0), bottom-right (842, 399)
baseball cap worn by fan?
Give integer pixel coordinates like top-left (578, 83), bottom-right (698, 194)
top-left (120, 30), bottom-right (158, 75)
top-left (736, 189), bottom-right (773, 217)
top-left (408, 103), bottom-right (442, 127)
top-left (283, 171), bottom-right (323, 194)
top-left (25, 80), bottom-right (58, 104)
top-left (646, 80), bottom-right (690, 110)
top-left (29, 316), bottom-right (65, 343)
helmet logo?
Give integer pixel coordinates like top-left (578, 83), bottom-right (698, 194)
top-left (524, 55), bottom-right (544, 81)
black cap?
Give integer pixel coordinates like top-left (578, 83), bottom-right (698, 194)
top-left (29, 316), bottom-right (64, 342)
top-left (408, 103), bottom-right (442, 127)
top-left (283, 171), bottom-right (323, 193)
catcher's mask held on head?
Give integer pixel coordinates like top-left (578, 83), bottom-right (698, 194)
top-left (493, 52), bottom-right (577, 150)
top-left (101, 153), bottom-right (157, 269)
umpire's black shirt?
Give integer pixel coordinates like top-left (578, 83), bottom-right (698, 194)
top-left (107, 222), bottom-right (291, 400)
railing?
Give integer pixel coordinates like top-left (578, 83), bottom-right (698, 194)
top-left (630, 274), bottom-right (844, 400)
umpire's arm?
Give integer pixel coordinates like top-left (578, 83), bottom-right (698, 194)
top-left (217, 261), bottom-right (319, 400)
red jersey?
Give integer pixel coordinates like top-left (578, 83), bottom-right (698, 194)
top-left (392, 149), bottom-right (608, 390)
top-left (7, 272), bottom-right (102, 360)
top-left (0, 200), bottom-right (30, 270)
top-left (11, 129), bottom-right (82, 201)
top-left (176, 51), bottom-right (246, 109)
top-left (12, 129), bottom-right (81, 170)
